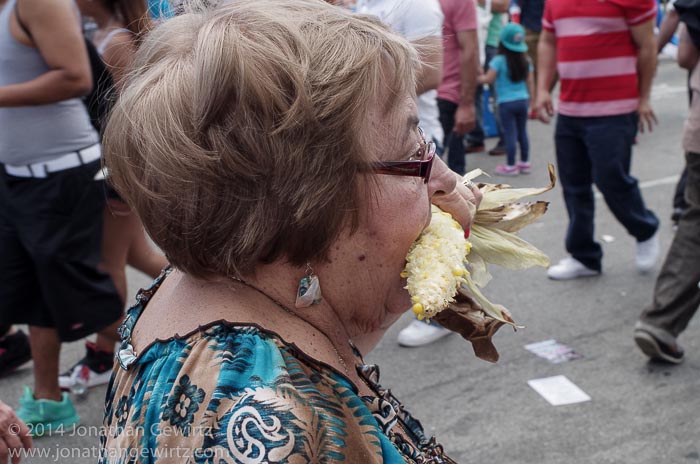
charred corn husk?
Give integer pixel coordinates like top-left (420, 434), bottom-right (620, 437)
top-left (403, 164), bottom-right (557, 362)
top-left (465, 165), bottom-right (556, 290)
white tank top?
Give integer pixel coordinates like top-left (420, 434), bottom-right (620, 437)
top-left (0, 0), bottom-right (98, 165)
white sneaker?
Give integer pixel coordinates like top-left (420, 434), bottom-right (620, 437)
top-left (59, 342), bottom-right (114, 391)
top-left (636, 231), bottom-right (660, 273)
top-left (59, 364), bottom-right (113, 391)
top-left (397, 320), bottom-right (452, 347)
top-left (547, 256), bottom-right (600, 280)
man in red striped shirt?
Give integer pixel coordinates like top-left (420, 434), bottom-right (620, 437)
top-left (536, 0), bottom-right (661, 280)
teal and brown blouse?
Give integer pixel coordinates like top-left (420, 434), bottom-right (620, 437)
top-left (99, 270), bottom-right (457, 463)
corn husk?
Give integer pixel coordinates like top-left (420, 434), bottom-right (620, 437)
top-left (472, 164), bottom-right (557, 210)
top-left (404, 164), bottom-right (556, 362)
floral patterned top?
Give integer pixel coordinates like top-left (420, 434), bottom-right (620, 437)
top-left (100, 269), bottom-right (457, 463)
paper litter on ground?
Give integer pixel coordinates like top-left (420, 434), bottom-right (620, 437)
top-left (527, 375), bottom-right (591, 406)
top-left (524, 339), bottom-right (583, 363)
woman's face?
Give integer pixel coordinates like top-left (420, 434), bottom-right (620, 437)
top-left (326, 94), bottom-right (458, 338)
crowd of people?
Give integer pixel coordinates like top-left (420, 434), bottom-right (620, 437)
top-left (0, 0), bottom-right (170, 459)
top-left (0, 0), bottom-right (698, 462)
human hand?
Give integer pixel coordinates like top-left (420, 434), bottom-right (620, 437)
top-left (638, 99), bottom-right (658, 133)
top-left (431, 166), bottom-right (482, 230)
top-left (453, 103), bottom-right (476, 135)
top-left (0, 401), bottom-right (32, 464)
top-left (535, 91), bottom-right (554, 123)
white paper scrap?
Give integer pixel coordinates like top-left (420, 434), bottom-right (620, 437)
top-left (524, 339), bottom-right (583, 364)
top-left (527, 375), bottom-right (591, 406)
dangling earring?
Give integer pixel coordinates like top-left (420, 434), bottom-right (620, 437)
top-left (295, 263), bottom-right (322, 308)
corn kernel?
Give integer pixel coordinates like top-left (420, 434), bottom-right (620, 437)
top-left (412, 303), bottom-right (424, 316)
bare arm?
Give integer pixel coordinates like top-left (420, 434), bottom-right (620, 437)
top-left (413, 36), bottom-right (443, 96)
top-left (630, 18), bottom-right (658, 132)
top-left (657, 8), bottom-right (680, 53)
top-left (535, 29), bottom-right (557, 121)
top-left (100, 31), bottom-right (136, 91)
top-left (453, 29), bottom-right (478, 134)
top-left (527, 68), bottom-right (535, 109)
top-left (478, 68), bottom-right (497, 85)
top-left (677, 24), bottom-right (699, 70)
top-left (0, 0), bottom-right (92, 107)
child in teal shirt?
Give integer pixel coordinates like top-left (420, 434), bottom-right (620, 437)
top-left (479, 23), bottom-right (535, 176)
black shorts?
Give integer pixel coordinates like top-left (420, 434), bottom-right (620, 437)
top-left (0, 160), bottom-right (123, 342)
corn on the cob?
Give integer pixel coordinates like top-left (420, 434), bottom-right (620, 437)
top-left (403, 164), bottom-right (557, 362)
top-left (403, 206), bottom-right (471, 320)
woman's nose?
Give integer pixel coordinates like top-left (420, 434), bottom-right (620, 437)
top-left (428, 156), bottom-right (457, 199)
top-left (428, 156), bottom-right (479, 229)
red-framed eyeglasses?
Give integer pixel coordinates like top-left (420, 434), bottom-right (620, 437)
top-left (369, 127), bottom-right (436, 184)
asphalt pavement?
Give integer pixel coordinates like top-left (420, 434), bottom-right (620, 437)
top-left (1, 57), bottom-right (698, 463)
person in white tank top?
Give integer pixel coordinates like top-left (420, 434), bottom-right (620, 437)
top-left (0, 0), bottom-right (124, 434)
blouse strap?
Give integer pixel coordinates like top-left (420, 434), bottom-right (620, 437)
top-left (116, 266), bottom-right (172, 370)
top-left (96, 27), bottom-right (132, 55)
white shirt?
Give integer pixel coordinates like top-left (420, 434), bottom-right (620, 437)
top-left (356, 0), bottom-right (445, 145)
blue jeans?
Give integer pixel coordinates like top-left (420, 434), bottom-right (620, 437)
top-left (555, 112), bottom-right (659, 271)
top-left (498, 99), bottom-right (530, 166)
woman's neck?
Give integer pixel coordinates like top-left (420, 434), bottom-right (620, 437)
top-left (241, 264), bottom-right (361, 369)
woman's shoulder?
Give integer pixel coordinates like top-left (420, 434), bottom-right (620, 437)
top-left (96, 27), bottom-right (134, 60)
top-left (97, 27), bottom-right (132, 47)
top-left (103, 322), bottom-right (393, 464)
top-left (118, 307), bottom-right (306, 384)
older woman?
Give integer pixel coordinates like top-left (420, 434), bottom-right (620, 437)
top-left (99, 0), bottom-right (481, 462)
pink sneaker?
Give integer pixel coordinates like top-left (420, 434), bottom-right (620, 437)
top-left (494, 164), bottom-right (519, 176)
top-left (517, 161), bottom-right (531, 174)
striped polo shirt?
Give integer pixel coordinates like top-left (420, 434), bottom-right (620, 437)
top-left (542, 0), bottom-right (656, 117)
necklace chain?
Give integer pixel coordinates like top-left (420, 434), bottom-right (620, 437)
top-left (229, 277), bottom-right (353, 377)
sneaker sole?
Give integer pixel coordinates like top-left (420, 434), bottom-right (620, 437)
top-left (634, 331), bottom-right (684, 364)
top-left (495, 171), bottom-right (519, 177)
top-left (636, 263), bottom-right (656, 274)
top-left (28, 414), bottom-right (80, 437)
top-left (398, 331), bottom-right (452, 347)
top-left (547, 270), bottom-right (600, 281)
top-left (59, 369), bottom-right (113, 391)
top-left (17, 411), bottom-right (81, 436)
